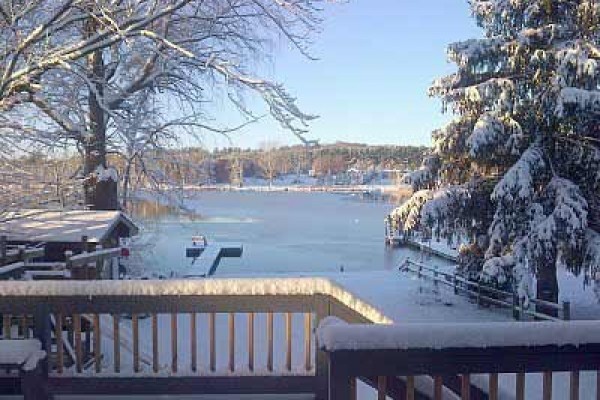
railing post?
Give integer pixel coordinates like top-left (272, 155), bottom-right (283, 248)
top-left (563, 301), bottom-right (571, 321)
top-left (512, 292), bottom-right (519, 320)
top-left (453, 274), bottom-right (458, 295)
top-left (33, 305), bottom-right (51, 376)
top-left (328, 353), bottom-right (352, 400)
top-left (0, 235), bottom-right (7, 264)
top-left (95, 244), bottom-right (103, 280)
top-left (476, 283), bottom-right (481, 307)
top-left (519, 297), bottom-right (525, 321)
top-left (65, 250), bottom-right (73, 278)
top-left (315, 295), bottom-right (331, 400)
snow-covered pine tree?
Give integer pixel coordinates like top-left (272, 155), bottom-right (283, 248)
top-left (391, 0), bottom-right (600, 305)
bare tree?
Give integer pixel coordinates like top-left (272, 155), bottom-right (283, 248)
top-left (2, 0), bottom-right (326, 210)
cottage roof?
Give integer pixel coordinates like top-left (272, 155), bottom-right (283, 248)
top-left (0, 209), bottom-right (138, 243)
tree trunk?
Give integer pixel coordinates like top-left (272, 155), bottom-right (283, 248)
top-left (83, 20), bottom-right (118, 210)
top-left (536, 264), bottom-right (559, 318)
top-left (121, 157), bottom-right (134, 210)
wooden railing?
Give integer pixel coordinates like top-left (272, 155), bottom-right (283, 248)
top-left (0, 246), bottom-right (119, 281)
top-left (320, 318), bottom-right (600, 400)
top-left (0, 277), bottom-right (390, 398)
top-left (402, 259), bottom-right (570, 321)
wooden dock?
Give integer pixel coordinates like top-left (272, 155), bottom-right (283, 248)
top-left (386, 234), bottom-right (458, 263)
top-left (182, 243), bottom-right (243, 277)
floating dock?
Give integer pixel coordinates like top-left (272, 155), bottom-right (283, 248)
top-left (182, 243), bottom-right (243, 278)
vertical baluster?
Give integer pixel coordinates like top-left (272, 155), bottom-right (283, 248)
top-left (209, 312), bottom-right (216, 372)
top-left (350, 377), bottom-right (357, 400)
top-left (377, 376), bottom-right (387, 400)
top-left (543, 372), bottom-right (552, 400)
top-left (406, 375), bottom-right (415, 400)
top-left (228, 313), bottom-right (235, 372)
top-left (597, 370), bottom-right (600, 400)
top-left (285, 312), bottom-right (292, 371)
top-left (171, 314), bottom-right (178, 373)
top-left (152, 314), bottom-right (158, 373)
top-left (113, 314), bottom-right (120, 373)
top-left (267, 312), bottom-right (274, 372)
top-left (73, 314), bottom-right (82, 373)
top-left (132, 314), bottom-right (139, 373)
top-left (489, 373), bottom-right (498, 400)
top-left (20, 315), bottom-right (27, 338)
top-left (304, 313), bottom-right (312, 371)
top-left (433, 376), bottom-right (443, 400)
top-left (190, 312), bottom-right (197, 373)
top-left (570, 371), bottom-right (579, 400)
top-left (55, 314), bottom-right (64, 374)
top-left (3, 314), bottom-right (11, 338)
top-left (248, 312), bottom-right (254, 371)
top-left (516, 372), bottom-right (525, 400)
top-left (93, 314), bottom-right (101, 373)
top-left (461, 374), bottom-right (470, 400)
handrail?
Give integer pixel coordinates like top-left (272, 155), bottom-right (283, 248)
top-left (401, 259), bottom-right (569, 321)
top-left (0, 277), bottom-right (391, 398)
top-left (319, 318), bottom-right (600, 400)
top-left (66, 248), bottom-right (121, 267)
top-left (0, 277), bottom-right (393, 324)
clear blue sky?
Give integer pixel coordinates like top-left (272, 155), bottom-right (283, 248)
top-left (202, 0), bottom-right (482, 150)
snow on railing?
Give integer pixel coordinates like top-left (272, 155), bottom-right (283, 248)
top-left (317, 316), bottom-right (600, 351)
top-left (0, 276), bottom-right (392, 399)
top-left (0, 277), bottom-right (392, 324)
top-left (319, 317), bottom-right (600, 400)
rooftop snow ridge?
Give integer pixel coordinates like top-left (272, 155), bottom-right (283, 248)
top-left (0, 277), bottom-right (393, 325)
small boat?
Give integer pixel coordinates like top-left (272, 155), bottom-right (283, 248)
top-left (186, 235), bottom-right (208, 258)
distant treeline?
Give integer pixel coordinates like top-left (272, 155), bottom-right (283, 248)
top-left (1, 143), bottom-right (426, 209)
top-left (159, 142), bottom-right (428, 184)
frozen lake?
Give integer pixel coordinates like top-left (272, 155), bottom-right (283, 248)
top-left (132, 191), bottom-right (431, 276)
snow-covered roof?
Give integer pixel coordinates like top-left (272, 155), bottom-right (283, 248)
top-left (0, 209), bottom-right (138, 243)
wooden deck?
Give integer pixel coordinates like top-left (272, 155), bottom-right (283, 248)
top-left (1, 277), bottom-right (599, 400)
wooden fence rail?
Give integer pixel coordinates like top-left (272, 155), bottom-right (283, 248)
top-left (401, 259), bottom-right (569, 321)
top-left (320, 319), bottom-right (600, 400)
top-left (0, 278), bottom-right (390, 399)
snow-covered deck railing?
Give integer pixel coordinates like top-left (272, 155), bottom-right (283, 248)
top-left (318, 317), bottom-right (600, 400)
top-left (0, 277), bottom-right (391, 398)
top-left (402, 259), bottom-right (570, 321)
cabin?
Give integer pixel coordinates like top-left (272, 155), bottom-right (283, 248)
top-left (0, 209), bottom-right (138, 262)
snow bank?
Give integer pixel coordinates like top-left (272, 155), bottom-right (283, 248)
top-left (317, 317), bottom-right (600, 351)
top-left (0, 277), bottom-right (392, 324)
top-left (0, 339), bottom-right (46, 371)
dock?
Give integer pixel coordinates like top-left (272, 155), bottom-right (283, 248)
top-left (182, 243), bottom-right (243, 277)
top-left (386, 234), bottom-right (459, 263)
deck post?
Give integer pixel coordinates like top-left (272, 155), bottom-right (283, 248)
top-left (453, 274), bottom-right (458, 295)
top-left (512, 292), bottom-right (519, 320)
top-left (315, 295), bottom-right (331, 400)
top-left (563, 301), bottom-right (571, 321)
top-left (21, 359), bottom-right (50, 400)
top-left (33, 305), bottom-right (51, 377)
top-left (328, 355), bottom-right (352, 400)
top-left (0, 235), bottom-right (6, 264)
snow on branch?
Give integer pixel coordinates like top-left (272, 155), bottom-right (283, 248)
top-left (390, 190), bottom-right (431, 233)
top-left (468, 113), bottom-right (524, 161)
top-left (491, 145), bottom-right (545, 204)
top-left (556, 88), bottom-right (600, 116)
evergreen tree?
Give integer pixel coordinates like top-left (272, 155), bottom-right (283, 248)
top-left (392, 0), bottom-right (600, 304)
